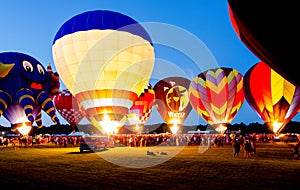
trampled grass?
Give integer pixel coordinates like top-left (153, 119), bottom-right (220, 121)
top-left (0, 142), bottom-right (299, 189)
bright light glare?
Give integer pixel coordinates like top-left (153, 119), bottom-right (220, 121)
top-left (170, 123), bottom-right (179, 134)
top-left (99, 114), bottom-right (120, 134)
top-left (215, 124), bottom-right (227, 134)
top-left (169, 119), bottom-right (180, 125)
top-left (135, 123), bottom-right (140, 131)
top-left (272, 122), bottom-right (284, 133)
top-left (17, 122), bottom-right (32, 136)
top-left (169, 119), bottom-right (181, 134)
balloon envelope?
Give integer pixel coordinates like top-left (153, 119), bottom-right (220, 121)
top-left (243, 62), bottom-right (300, 133)
top-left (126, 83), bottom-right (155, 125)
top-left (153, 77), bottom-right (192, 130)
top-left (228, 0), bottom-right (300, 87)
top-left (3, 105), bottom-right (40, 134)
top-left (52, 10), bottom-right (155, 134)
top-left (189, 67), bottom-right (244, 133)
top-left (54, 89), bottom-right (84, 129)
top-left (0, 52), bottom-right (60, 133)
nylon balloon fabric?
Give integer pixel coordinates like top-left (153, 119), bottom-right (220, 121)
top-left (153, 77), bottom-right (192, 127)
top-left (54, 89), bottom-right (84, 130)
top-left (126, 83), bottom-right (155, 125)
top-left (243, 62), bottom-right (300, 133)
top-left (228, 0), bottom-right (300, 87)
top-left (189, 67), bottom-right (244, 133)
top-left (52, 10), bottom-right (154, 134)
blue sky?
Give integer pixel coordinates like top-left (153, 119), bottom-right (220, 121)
top-left (1, 0), bottom-right (298, 127)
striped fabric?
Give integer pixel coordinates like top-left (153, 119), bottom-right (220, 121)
top-left (189, 67), bottom-right (244, 129)
top-left (243, 62), bottom-right (300, 132)
top-left (52, 10), bottom-right (154, 133)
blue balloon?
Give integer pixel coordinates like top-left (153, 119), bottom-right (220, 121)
top-left (53, 10), bottom-right (153, 46)
top-left (0, 52), bottom-right (60, 128)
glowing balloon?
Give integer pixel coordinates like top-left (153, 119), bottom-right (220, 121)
top-left (189, 67), bottom-right (244, 133)
top-left (54, 89), bottom-right (84, 131)
top-left (153, 77), bottom-right (192, 133)
top-left (228, 0), bottom-right (300, 87)
top-left (125, 83), bottom-right (155, 131)
top-left (243, 62), bottom-right (300, 133)
top-left (0, 52), bottom-right (60, 134)
top-left (52, 10), bottom-right (154, 134)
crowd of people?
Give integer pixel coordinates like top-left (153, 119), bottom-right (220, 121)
top-left (0, 134), bottom-right (82, 149)
top-left (1, 132), bottom-right (299, 159)
top-left (232, 137), bottom-right (256, 158)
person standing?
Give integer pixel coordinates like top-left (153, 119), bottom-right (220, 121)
top-left (175, 136), bottom-right (179, 146)
top-left (250, 139), bottom-right (256, 156)
top-left (244, 140), bottom-right (252, 158)
top-left (63, 137), bottom-right (67, 148)
top-left (32, 137), bottom-right (36, 147)
top-left (294, 140), bottom-right (300, 159)
top-left (140, 136), bottom-right (144, 148)
top-left (13, 137), bottom-right (20, 150)
top-left (232, 139), bottom-right (241, 158)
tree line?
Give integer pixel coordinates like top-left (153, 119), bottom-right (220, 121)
top-left (1, 121), bottom-right (300, 136)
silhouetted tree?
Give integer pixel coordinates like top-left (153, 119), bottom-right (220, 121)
top-left (3, 120), bottom-right (300, 136)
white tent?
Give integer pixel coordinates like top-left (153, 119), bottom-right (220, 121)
top-left (68, 131), bottom-right (90, 137)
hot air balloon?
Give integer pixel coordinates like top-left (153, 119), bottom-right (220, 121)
top-left (189, 67), bottom-right (244, 134)
top-left (52, 10), bottom-right (155, 134)
top-left (54, 89), bottom-right (84, 132)
top-left (125, 83), bottom-right (155, 133)
top-left (0, 52), bottom-right (60, 135)
top-left (228, 0), bottom-right (300, 87)
top-left (243, 62), bottom-right (300, 133)
top-left (153, 77), bottom-right (192, 134)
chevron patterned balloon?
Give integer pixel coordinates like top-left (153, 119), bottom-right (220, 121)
top-left (189, 67), bottom-right (244, 133)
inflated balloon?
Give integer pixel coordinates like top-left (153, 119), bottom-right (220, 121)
top-left (126, 83), bottom-right (155, 127)
top-left (153, 77), bottom-right (192, 133)
top-left (54, 89), bottom-right (84, 131)
top-left (52, 10), bottom-right (154, 134)
top-left (243, 62), bottom-right (300, 133)
top-left (0, 52), bottom-right (60, 134)
top-left (228, 0), bottom-right (300, 87)
top-left (189, 67), bottom-right (244, 133)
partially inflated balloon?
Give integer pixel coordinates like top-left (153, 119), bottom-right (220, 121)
top-left (243, 62), bottom-right (300, 133)
top-left (189, 67), bottom-right (244, 133)
top-left (153, 77), bottom-right (192, 133)
top-left (228, 0), bottom-right (300, 87)
top-left (54, 89), bottom-right (84, 131)
top-left (52, 10), bottom-right (154, 134)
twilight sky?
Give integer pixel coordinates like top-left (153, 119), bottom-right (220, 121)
top-left (1, 0), bottom-right (298, 127)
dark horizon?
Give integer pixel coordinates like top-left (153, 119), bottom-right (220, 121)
top-left (1, 121), bottom-right (300, 136)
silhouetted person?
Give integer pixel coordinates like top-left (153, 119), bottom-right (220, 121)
top-left (232, 139), bottom-right (241, 158)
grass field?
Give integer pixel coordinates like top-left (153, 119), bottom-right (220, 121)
top-left (0, 142), bottom-right (299, 189)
